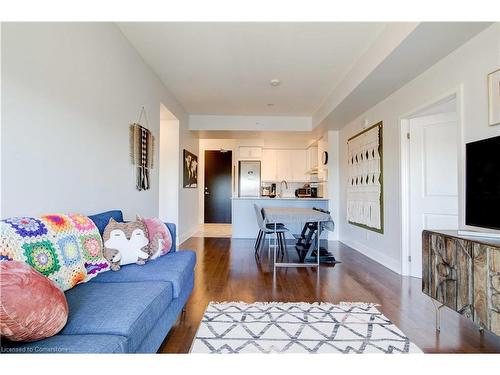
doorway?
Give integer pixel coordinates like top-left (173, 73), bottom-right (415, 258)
top-left (401, 95), bottom-right (460, 277)
top-left (204, 150), bottom-right (233, 224)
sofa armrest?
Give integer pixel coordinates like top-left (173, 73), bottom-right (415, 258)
top-left (164, 222), bottom-right (177, 251)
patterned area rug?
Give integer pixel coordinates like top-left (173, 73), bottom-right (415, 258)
top-left (190, 302), bottom-right (422, 354)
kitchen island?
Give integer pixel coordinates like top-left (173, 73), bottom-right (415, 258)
top-left (232, 197), bottom-right (329, 238)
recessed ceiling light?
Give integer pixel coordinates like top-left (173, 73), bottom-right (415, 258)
top-left (269, 79), bottom-right (281, 87)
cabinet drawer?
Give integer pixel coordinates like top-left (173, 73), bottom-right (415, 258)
top-left (424, 233), bottom-right (472, 314)
top-left (239, 146), bottom-right (262, 159)
top-left (473, 245), bottom-right (500, 334)
top-left (428, 233), bottom-right (457, 309)
top-left (455, 239), bottom-right (473, 319)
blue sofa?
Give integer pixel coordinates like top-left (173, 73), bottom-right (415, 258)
top-left (2, 210), bottom-right (196, 353)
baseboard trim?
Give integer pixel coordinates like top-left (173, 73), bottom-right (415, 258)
top-left (340, 239), bottom-right (401, 275)
top-left (179, 225), bottom-right (199, 245)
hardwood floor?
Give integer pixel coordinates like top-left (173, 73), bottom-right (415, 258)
top-left (159, 237), bottom-right (500, 353)
top-left (193, 223), bottom-right (232, 238)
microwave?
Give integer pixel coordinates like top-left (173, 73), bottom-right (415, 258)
top-left (295, 187), bottom-right (311, 198)
top-left (295, 187), bottom-right (319, 198)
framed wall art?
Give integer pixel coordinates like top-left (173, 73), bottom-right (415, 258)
top-left (346, 121), bottom-right (384, 234)
top-left (488, 68), bottom-right (500, 126)
top-left (183, 149), bottom-right (198, 188)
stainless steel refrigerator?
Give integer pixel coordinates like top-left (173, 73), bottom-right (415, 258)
top-left (238, 161), bottom-right (261, 197)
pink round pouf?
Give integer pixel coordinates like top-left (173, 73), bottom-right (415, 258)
top-left (0, 261), bottom-right (69, 342)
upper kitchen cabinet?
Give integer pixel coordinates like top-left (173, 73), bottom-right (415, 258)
top-left (307, 146), bottom-right (318, 171)
top-left (262, 148), bottom-right (308, 182)
top-left (262, 149), bottom-right (277, 181)
top-left (239, 146), bottom-right (262, 159)
top-left (291, 149), bottom-right (307, 181)
top-left (276, 149), bottom-right (293, 181)
top-left (306, 146), bottom-right (318, 177)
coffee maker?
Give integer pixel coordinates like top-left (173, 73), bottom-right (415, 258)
top-left (270, 183), bottom-right (277, 198)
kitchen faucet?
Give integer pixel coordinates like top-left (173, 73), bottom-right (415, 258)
top-left (279, 180), bottom-right (288, 197)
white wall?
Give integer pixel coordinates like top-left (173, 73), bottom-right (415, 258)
top-left (0, 24), bottom-right (2, 217)
top-left (159, 119), bottom-right (179, 227)
top-left (326, 131), bottom-right (340, 241)
top-left (178, 121), bottom-right (200, 242)
top-left (1, 23), bottom-right (199, 240)
top-left (337, 23), bottom-right (500, 274)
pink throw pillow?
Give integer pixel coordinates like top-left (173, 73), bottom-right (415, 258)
top-left (0, 261), bottom-right (69, 342)
top-left (141, 218), bottom-right (173, 258)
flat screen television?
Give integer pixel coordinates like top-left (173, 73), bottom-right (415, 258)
top-left (465, 135), bottom-right (500, 231)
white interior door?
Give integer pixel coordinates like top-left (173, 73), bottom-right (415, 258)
top-left (409, 112), bottom-right (459, 277)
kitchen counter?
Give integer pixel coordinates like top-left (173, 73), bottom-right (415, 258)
top-left (232, 196), bottom-right (329, 238)
top-left (232, 197), bottom-right (328, 200)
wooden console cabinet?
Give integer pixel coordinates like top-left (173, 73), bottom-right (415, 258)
top-left (422, 230), bottom-right (500, 335)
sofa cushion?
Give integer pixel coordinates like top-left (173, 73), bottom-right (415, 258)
top-left (0, 216), bottom-right (89, 291)
top-left (102, 218), bottom-right (150, 270)
top-left (140, 217), bottom-right (173, 256)
top-left (89, 251), bottom-right (195, 298)
top-left (88, 210), bottom-right (124, 236)
top-left (0, 261), bottom-right (68, 342)
top-left (165, 223), bottom-right (177, 251)
top-left (1, 334), bottom-right (127, 354)
top-left (61, 280), bottom-right (173, 352)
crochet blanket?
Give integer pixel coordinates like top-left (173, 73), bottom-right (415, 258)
top-left (1, 214), bottom-right (109, 291)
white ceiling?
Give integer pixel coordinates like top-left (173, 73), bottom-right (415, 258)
top-left (315, 22), bottom-right (491, 130)
top-left (118, 22), bottom-right (387, 116)
top-left (119, 22), bottom-right (491, 133)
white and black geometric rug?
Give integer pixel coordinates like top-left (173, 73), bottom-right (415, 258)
top-left (190, 302), bottom-right (422, 354)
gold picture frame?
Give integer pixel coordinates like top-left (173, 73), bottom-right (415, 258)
top-left (488, 68), bottom-right (500, 126)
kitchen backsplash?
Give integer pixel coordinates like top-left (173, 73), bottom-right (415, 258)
top-left (261, 181), bottom-right (326, 198)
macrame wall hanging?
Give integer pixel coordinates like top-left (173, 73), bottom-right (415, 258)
top-left (130, 107), bottom-right (155, 191)
top-left (346, 121), bottom-right (384, 233)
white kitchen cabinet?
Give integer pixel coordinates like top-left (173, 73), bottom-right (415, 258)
top-left (291, 149), bottom-right (307, 181)
top-left (276, 149), bottom-right (293, 181)
top-left (307, 146), bottom-right (318, 171)
top-left (306, 146), bottom-right (318, 171)
top-left (262, 148), bottom-right (308, 182)
top-left (239, 146), bottom-right (262, 159)
top-left (261, 149), bottom-right (277, 181)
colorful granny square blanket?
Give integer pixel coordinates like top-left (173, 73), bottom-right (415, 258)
top-left (1, 213), bottom-right (109, 291)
